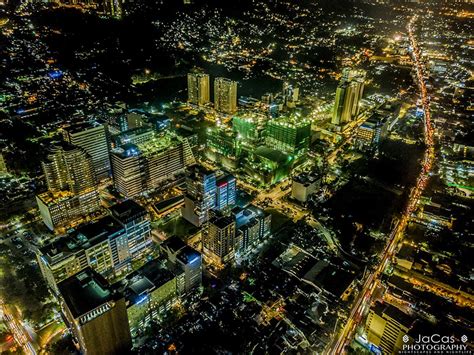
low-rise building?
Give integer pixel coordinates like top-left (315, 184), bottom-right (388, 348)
top-left (114, 259), bottom-right (178, 334)
top-left (291, 173), bottom-right (321, 203)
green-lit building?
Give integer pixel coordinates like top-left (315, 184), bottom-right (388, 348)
top-left (243, 146), bottom-right (293, 185)
top-left (232, 114), bottom-right (266, 147)
top-left (264, 115), bottom-right (311, 156)
top-left (205, 127), bottom-right (239, 170)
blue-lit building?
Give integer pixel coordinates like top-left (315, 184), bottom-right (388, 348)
top-left (216, 174), bottom-right (236, 211)
top-left (233, 205), bottom-right (271, 253)
top-left (161, 236), bottom-right (202, 294)
top-left (182, 166), bottom-right (217, 226)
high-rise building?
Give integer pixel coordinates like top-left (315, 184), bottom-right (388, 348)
top-left (332, 68), bottom-right (366, 126)
top-left (233, 205), bottom-right (271, 253)
top-left (109, 199), bottom-right (152, 264)
top-left (37, 200), bottom-right (152, 290)
top-left (103, 0), bottom-right (122, 18)
top-left (111, 132), bottom-right (195, 198)
top-left (264, 115), bottom-right (311, 155)
top-left (214, 77), bottom-right (238, 114)
top-left (216, 174), bottom-right (236, 211)
top-left (233, 113), bottom-right (267, 148)
top-left (36, 189), bottom-right (100, 231)
top-left (42, 142), bottom-right (96, 194)
top-left (203, 211), bottom-right (236, 267)
top-left (181, 166), bottom-right (217, 227)
top-left (282, 82), bottom-right (299, 108)
top-left (58, 268), bottom-right (132, 355)
top-left (37, 140), bottom-right (100, 230)
top-left (160, 236), bottom-right (202, 294)
top-left (62, 122), bottom-right (111, 180)
top-left (206, 126), bottom-right (238, 158)
top-left (365, 301), bottom-right (415, 355)
top-left (187, 73), bottom-right (210, 106)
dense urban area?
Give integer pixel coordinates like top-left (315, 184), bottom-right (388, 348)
top-left (0, 0), bottom-right (473, 354)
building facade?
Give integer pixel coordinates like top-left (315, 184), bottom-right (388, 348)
top-left (63, 121), bottom-right (111, 180)
top-left (214, 77), bottom-right (238, 114)
top-left (332, 68), bottom-right (366, 126)
top-left (58, 268), bottom-right (132, 355)
top-left (38, 200), bottom-right (152, 291)
top-left (187, 73), bottom-right (210, 106)
top-left (36, 188), bottom-right (100, 231)
top-left (111, 132), bottom-right (195, 198)
top-left (203, 211), bottom-right (236, 267)
top-left (181, 166), bottom-right (217, 227)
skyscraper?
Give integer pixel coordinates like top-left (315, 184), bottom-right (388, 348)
top-left (37, 141), bottom-right (100, 231)
top-left (216, 174), bottom-right (236, 211)
top-left (187, 73), bottom-right (210, 106)
top-left (161, 236), bottom-right (202, 294)
top-left (332, 68), bottom-right (366, 126)
top-left (42, 142), bottom-right (96, 194)
top-left (282, 82), bottom-right (299, 108)
top-left (181, 166), bottom-right (217, 227)
top-left (214, 77), bottom-right (238, 114)
top-left (57, 268), bottom-right (132, 355)
top-left (203, 211), bottom-right (236, 267)
top-left (62, 121), bottom-right (111, 180)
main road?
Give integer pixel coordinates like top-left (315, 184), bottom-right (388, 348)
top-left (325, 15), bottom-right (435, 354)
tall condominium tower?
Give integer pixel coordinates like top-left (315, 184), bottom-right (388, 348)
top-left (332, 68), bottom-right (366, 126)
top-left (37, 141), bottom-right (100, 231)
top-left (365, 301), bottom-right (415, 355)
top-left (42, 142), bottom-right (96, 194)
top-left (214, 77), bottom-right (238, 114)
top-left (187, 73), bottom-right (210, 106)
top-left (62, 121), bottom-right (111, 180)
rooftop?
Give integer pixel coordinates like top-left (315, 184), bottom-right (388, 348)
top-left (58, 268), bottom-right (117, 318)
top-left (63, 121), bottom-right (103, 135)
top-left (40, 216), bottom-right (124, 258)
top-left (116, 259), bottom-right (175, 306)
top-left (210, 213), bottom-right (235, 230)
top-left (109, 199), bottom-right (147, 224)
top-left (372, 301), bottom-right (414, 329)
top-left (217, 174), bottom-right (236, 187)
